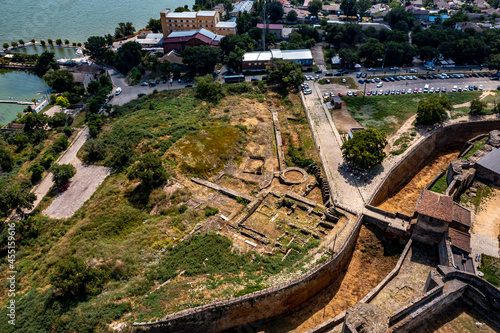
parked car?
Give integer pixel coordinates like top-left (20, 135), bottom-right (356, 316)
top-left (59, 183), bottom-right (69, 192)
top-left (315, 69), bottom-right (322, 73)
top-left (185, 84), bottom-right (193, 87)
top-left (409, 69), bottom-right (417, 73)
top-left (353, 91), bottom-right (358, 96)
top-left (347, 91), bottom-right (353, 96)
top-left (138, 93), bottom-right (146, 97)
top-left (367, 68), bottom-right (376, 71)
top-left (115, 87), bottom-right (122, 95)
top-left (140, 82), bottom-right (148, 86)
top-left (251, 77), bottom-right (259, 81)
top-left (304, 89), bottom-right (313, 95)
top-left (325, 72), bottom-right (333, 76)
top-left (338, 92), bottom-right (343, 97)
top-left (342, 78), bottom-right (346, 83)
top-left (376, 82), bottom-right (383, 88)
top-left (356, 72), bottom-right (362, 78)
top-left (358, 79), bottom-right (365, 84)
top-left (390, 66), bottom-right (399, 70)
top-left (362, 73), bottom-right (367, 78)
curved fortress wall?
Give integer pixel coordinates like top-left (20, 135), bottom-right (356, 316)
top-left (370, 120), bottom-right (500, 207)
top-left (134, 215), bottom-right (364, 333)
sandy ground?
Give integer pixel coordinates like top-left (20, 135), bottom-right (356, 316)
top-left (329, 101), bottom-right (363, 134)
top-left (416, 300), bottom-right (500, 333)
top-left (370, 243), bottom-right (438, 316)
top-left (453, 91), bottom-right (496, 108)
top-left (251, 225), bottom-right (400, 333)
top-left (471, 188), bottom-right (500, 258)
top-left (44, 105), bottom-right (62, 117)
top-left (43, 127), bottom-right (112, 219)
top-left (377, 151), bottom-right (459, 215)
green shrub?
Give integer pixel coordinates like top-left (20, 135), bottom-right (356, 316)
top-left (29, 162), bottom-right (44, 183)
top-left (204, 206), bottom-right (219, 217)
top-left (178, 204), bottom-right (188, 214)
top-left (234, 284), bottom-right (266, 297)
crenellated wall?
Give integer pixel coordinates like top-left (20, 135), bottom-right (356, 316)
top-left (370, 120), bottom-right (500, 207)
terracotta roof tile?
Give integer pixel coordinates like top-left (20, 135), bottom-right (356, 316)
top-left (449, 228), bottom-right (471, 253)
top-left (416, 190), bottom-right (453, 222)
top-left (452, 204), bottom-right (472, 227)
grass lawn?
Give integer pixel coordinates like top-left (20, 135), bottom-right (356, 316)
top-left (479, 254), bottom-right (500, 287)
top-left (345, 91), bottom-right (482, 135)
top-left (429, 172), bottom-right (448, 194)
top-left (462, 137), bottom-right (487, 160)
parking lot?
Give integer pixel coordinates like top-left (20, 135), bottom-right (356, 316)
top-left (308, 71), bottom-right (500, 97)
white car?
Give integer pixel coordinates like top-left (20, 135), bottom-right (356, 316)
top-left (390, 66), bottom-right (399, 70)
top-left (304, 89), bottom-right (312, 95)
top-left (479, 85), bottom-right (483, 90)
top-left (347, 91), bottom-right (353, 96)
top-left (452, 86), bottom-right (457, 92)
top-left (115, 87), bottom-right (122, 95)
top-left (376, 82), bottom-right (383, 88)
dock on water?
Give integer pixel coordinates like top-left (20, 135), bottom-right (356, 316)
top-left (0, 100), bottom-right (34, 105)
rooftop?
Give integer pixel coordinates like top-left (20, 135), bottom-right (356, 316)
top-left (257, 23), bottom-right (284, 30)
top-left (476, 147), bottom-right (500, 175)
top-left (165, 12), bottom-right (198, 18)
top-left (449, 228), bottom-right (471, 253)
top-left (416, 189), bottom-right (453, 222)
top-left (243, 49), bottom-right (312, 62)
top-left (452, 204), bottom-right (472, 228)
top-left (167, 28), bottom-right (217, 40)
top-left (216, 21), bottom-right (237, 28)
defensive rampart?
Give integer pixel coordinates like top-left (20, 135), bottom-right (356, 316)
top-left (369, 120), bottom-right (500, 207)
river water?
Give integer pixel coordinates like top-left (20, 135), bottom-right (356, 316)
top-left (0, 0), bottom-right (194, 125)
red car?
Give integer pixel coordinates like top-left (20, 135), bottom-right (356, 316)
top-left (338, 92), bottom-right (343, 97)
top-left (59, 183), bottom-right (69, 192)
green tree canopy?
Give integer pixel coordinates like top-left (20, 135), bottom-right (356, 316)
top-left (55, 96), bottom-right (70, 108)
top-left (29, 162), bottom-right (44, 183)
top-left (385, 7), bottom-right (415, 29)
top-left (268, 1), bottom-right (284, 22)
top-left (341, 128), bottom-right (387, 169)
top-left (219, 33), bottom-right (255, 56)
top-left (43, 70), bottom-right (75, 92)
top-left (146, 18), bottom-right (162, 33)
top-left (470, 98), bottom-right (485, 115)
top-left (113, 41), bottom-right (143, 74)
top-left (84, 36), bottom-right (107, 62)
top-left (266, 58), bottom-right (305, 88)
top-left (195, 74), bottom-right (223, 103)
top-left (308, 0), bottom-right (323, 16)
top-left (286, 10), bottom-right (298, 22)
top-left (129, 153), bottom-right (168, 189)
top-left (33, 51), bottom-right (59, 76)
top-left (181, 46), bottom-right (221, 75)
top-left (51, 164), bottom-right (76, 186)
top-left (114, 22), bottom-right (136, 39)
top-left (0, 182), bottom-right (36, 216)
top-left (416, 96), bottom-right (450, 125)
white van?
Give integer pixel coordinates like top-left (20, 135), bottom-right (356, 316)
top-left (423, 84), bottom-right (429, 93)
top-left (115, 87), bottom-right (122, 95)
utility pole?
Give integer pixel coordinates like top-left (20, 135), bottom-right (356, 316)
top-left (262, 0), bottom-right (267, 51)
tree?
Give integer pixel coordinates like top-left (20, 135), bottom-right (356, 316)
top-left (146, 18), bottom-right (162, 33)
top-left (18, 39), bottom-right (25, 46)
top-left (385, 7), bottom-right (415, 29)
top-left (51, 164), bottom-right (76, 186)
top-left (40, 40), bottom-right (46, 46)
top-left (114, 22), bottom-right (136, 39)
top-left (358, 38), bottom-right (384, 67)
top-left (84, 36), bottom-right (107, 62)
top-left (129, 153), bottom-right (167, 189)
top-left (286, 10), bottom-right (298, 22)
top-left (50, 256), bottom-right (97, 297)
top-left (56, 38), bottom-right (62, 46)
top-left (266, 58), bottom-right (305, 88)
top-left (48, 38), bottom-right (53, 45)
top-left (49, 112), bottom-right (70, 128)
top-left (31, 38), bottom-right (36, 44)
top-left (0, 183), bottom-right (36, 216)
top-left (64, 39), bottom-right (69, 45)
top-left (87, 81), bottom-right (101, 95)
top-left (33, 51), bottom-right (59, 76)
top-left (3, 43), bottom-right (8, 49)
top-left (195, 74), bottom-right (223, 103)
top-left (341, 128), bottom-right (387, 169)
top-left (219, 34), bottom-right (254, 56)
top-left (416, 96), bottom-right (450, 125)
top-left (226, 50), bottom-right (245, 72)
top-left (340, 0), bottom-right (357, 18)
top-left (113, 41), bottom-right (143, 73)
top-left (175, 6), bottom-right (190, 12)
top-left (43, 70), bottom-right (75, 92)
top-left (357, 0), bottom-right (371, 18)
top-left (486, 53), bottom-right (500, 72)
top-left (11, 41), bottom-right (18, 48)
top-left (29, 162), bottom-right (44, 183)
top-left (236, 12), bottom-right (252, 34)
top-left (268, 1), bottom-right (284, 22)
top-left (55, 96), bottom-right (70, 108)
top-left (338, 48), bottom-right (359, 68)
top-left (417, 46), bottom-right (439, 62)
top-left (181, 46), bottom-right (221, 75)
top-left (308, 0), bottom-right (323, 17)
top-left (104, 34), bottom-right (115, 46)
top-left (0, 146), bottom-right (14, 172)
top-left (470, 98), bottom-right (485, 115)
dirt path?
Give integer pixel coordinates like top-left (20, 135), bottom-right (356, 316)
top-left (377, 151), bottom-right (459, 215)
top-left (453, 91), bottom-right (495, 108)
top-left (471, 188), bottom-right (500, 258)
top-left (386, 114), bottom-right (418, 152)
top-left (254, 225), bottom-right (400, 332)
top-left (302, 83), bottom-right (366, 211)
top-left (330, 101), bottom-right (363, 134)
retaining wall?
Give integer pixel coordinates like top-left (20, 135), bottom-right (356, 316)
top-left (369, 120), bottom-right (500, 207)
top-left (133, 215), bottom-right (364, 333)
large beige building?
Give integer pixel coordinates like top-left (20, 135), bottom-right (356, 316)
top-left (160, 9), bottom-right (222, 37)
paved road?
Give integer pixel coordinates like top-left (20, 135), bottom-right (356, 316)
top-left (301, 82), bottom-right (366, 212)
top-left (44, 127), bottom-right (112, 219)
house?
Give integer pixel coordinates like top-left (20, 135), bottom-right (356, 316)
top-left (455, 21), bottom-right (484, 33)
top-left (242, 49), bottom-right (313, 72)
top-left (413, 190), bottom-right (454, 245)
top-left (331, 55), bottom-right (341, 69)
top-left (216, 21), bottom-right (237, 35)
top-left (413, 9), bottom-right (430, 22)
top-left (323, 4), bottom-right (341, 15)
top-left (162, 28), bottom-right (223, 53)
top-left (136, 33), bottom-right (164, 51)
top-left (33, 100), bottom-right (48, 114)
top-left (1, 123), bottom-right (25, 133)
top-left (229, 0), bottom-right (254, 17)
top-left (257, 23), bottom-right (284, 40)
top-left (160, 9), bottom-right (220, 37)
top-left (451, 204), bottom-right (472, 233)
top-left (331, 97), bottom-right (342, 109)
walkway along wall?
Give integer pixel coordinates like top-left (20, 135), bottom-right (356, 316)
top-left (369, 120), bottom-right (500, 207)
top-left (133, 215), bottom-right (364, 333)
